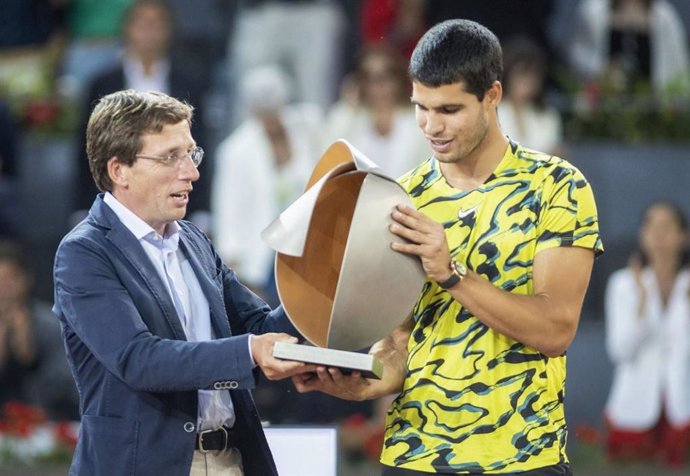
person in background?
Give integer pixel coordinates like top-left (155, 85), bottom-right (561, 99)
top-left (0, 240), bottom-right (78, 420)
top-left (0, 241), bottom-right (38, 407)
top-left (73, 0), bottom-right (208, 222)
top-left (498, 36), bottom-right (564, 156)
top-left (212, 64), bottom-right (321, 307)
top-left (324, 44), bottom-right (430, 178)
top-left (227, 0), bottom-right (345, 124)
top-left (53, 89), bottom-right (311, 475)
top-left (604, 200), bottom-right (690, 468)
top-left (293, 19), bottom-right (603, 475)
top-left (164, 0), bottom-right (234, 94)
top-left (59, 0), bottom-right (134, 98)
top-left (569, 0), bottom-right (690, 97)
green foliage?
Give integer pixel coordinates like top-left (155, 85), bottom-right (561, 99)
top-left (0, 46), bottom-right (80, 137)
top-left (554, 66), bottom-right (690, 142)
top-left (563, 99), bottom-right (690, 143)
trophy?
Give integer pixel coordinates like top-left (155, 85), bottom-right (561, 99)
top-left (262, 140), bottom-right (425, 379)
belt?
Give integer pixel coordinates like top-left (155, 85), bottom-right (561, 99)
top-left (195, 427), bottom-right (238, 453)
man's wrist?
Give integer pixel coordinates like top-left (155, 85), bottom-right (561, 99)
top-left (437, 259), bottom-right (467, 289)
top-left (247, 334), bottom-right (257, 368)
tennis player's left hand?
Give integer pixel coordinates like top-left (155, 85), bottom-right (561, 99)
top-left (389, 204), bottom-right (452, 281)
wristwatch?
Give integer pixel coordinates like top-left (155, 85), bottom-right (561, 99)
top-left (437, 259), bottom-right (467, 289)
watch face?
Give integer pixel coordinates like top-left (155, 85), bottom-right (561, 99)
top-left (452, 260), bottom-right (467, 277)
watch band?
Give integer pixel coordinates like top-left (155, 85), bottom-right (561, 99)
top-left (437, 259), bottom-right (467, 289)
top-left (437, 272), bottom-right (460, 289)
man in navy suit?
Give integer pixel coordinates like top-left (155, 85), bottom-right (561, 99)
top-left (53, 89), bottom-right (311, 475)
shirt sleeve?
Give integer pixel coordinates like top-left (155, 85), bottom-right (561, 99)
top-left (535, 164), bottom-right (604, 257)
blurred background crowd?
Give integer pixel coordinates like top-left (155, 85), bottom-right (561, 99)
top-left (2, 0), bottom-right (690, 474)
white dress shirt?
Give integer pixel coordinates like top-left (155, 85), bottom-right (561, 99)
top-left (123, 56), bottom-right (171, 94)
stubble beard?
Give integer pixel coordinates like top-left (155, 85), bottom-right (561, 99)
top-left (435, 113), bottom-right (489, 165)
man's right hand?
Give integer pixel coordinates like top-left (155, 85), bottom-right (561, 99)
top-left (250, 333), bottom-right (316, 380)
top-left (292, 316), bottom-right (413, 401)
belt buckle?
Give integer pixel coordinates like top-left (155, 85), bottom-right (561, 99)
top-left (198, 427), bottom-right (227, 454)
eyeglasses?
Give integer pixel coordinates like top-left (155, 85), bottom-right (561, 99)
top-left (136, 146), bottom-right (204, 168)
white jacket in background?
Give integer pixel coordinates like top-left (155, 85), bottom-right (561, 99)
top-left (323, 102), bottom-right (431, 179)
top-left (497, 100), bottom-right (563, 156)
top-left (604, 267), bottom-right (690, 429)
top-left (569, 0), bottom-right (690, 94)
top-left (211, 103), bottom-right (322, 287)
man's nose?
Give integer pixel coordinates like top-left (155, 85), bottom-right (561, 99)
top-left (179, 155), bottom-right (200, 181)
top-left (424, 113), bottom-right (444, 136)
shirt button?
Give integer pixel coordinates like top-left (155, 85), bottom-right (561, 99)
top-left (183, 422), bottom-right (195, 433)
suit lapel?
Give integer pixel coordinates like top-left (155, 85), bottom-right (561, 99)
top-left (91, 197), bottom-right (188, 340)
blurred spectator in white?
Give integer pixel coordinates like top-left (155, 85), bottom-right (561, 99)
top-left (227, 0), bottom-right (346, 124)
top-left (498, 36), bottom-right (563, 156)
top-left (569, 0), bottom-right (690, 97)
top-left (212, 64), bottom-right (321, 306)
top-left (72, 0), bottom-right (209, 222)
top-left (0, 240), bottom-right (78, 420)
top-left (604, 201), bottom-right (690, 468)
top-left (324, 44), bottom-right (430, 178)
top-left (58, 0), bottom-right (134, 99)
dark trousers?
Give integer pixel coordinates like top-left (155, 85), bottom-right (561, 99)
top-left (381, 462), bottom-right (572, 476)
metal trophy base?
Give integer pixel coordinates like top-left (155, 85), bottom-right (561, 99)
top-left (273, 342), bottom-right (383, 380)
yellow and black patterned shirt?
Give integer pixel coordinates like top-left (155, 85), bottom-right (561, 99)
top-left (381, 142), bottom-right (604, 473)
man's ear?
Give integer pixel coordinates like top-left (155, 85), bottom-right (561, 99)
top-left (486, 80), bottom-right (503, 106)
top-left (107, 157), bottom-right (129, 188)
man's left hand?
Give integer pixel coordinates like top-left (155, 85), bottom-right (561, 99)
top-left (389, 204), bottom-right (452, 281)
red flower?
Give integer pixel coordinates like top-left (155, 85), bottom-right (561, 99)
top-left (22, 99), bottom-right (60, 127)
top-left (0, 401), bottom-right (47, 437)
top-left (54, 421), bottom-right (78, 448)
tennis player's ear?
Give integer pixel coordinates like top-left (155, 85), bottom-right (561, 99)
top-left (486, 80), bottom-right (502, 106)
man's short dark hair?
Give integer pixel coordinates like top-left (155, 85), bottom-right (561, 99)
top-left (409, 19), bottom-right (503, 101)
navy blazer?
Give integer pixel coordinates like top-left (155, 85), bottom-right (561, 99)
top-left (53, 196), bottom-right (298, 475)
